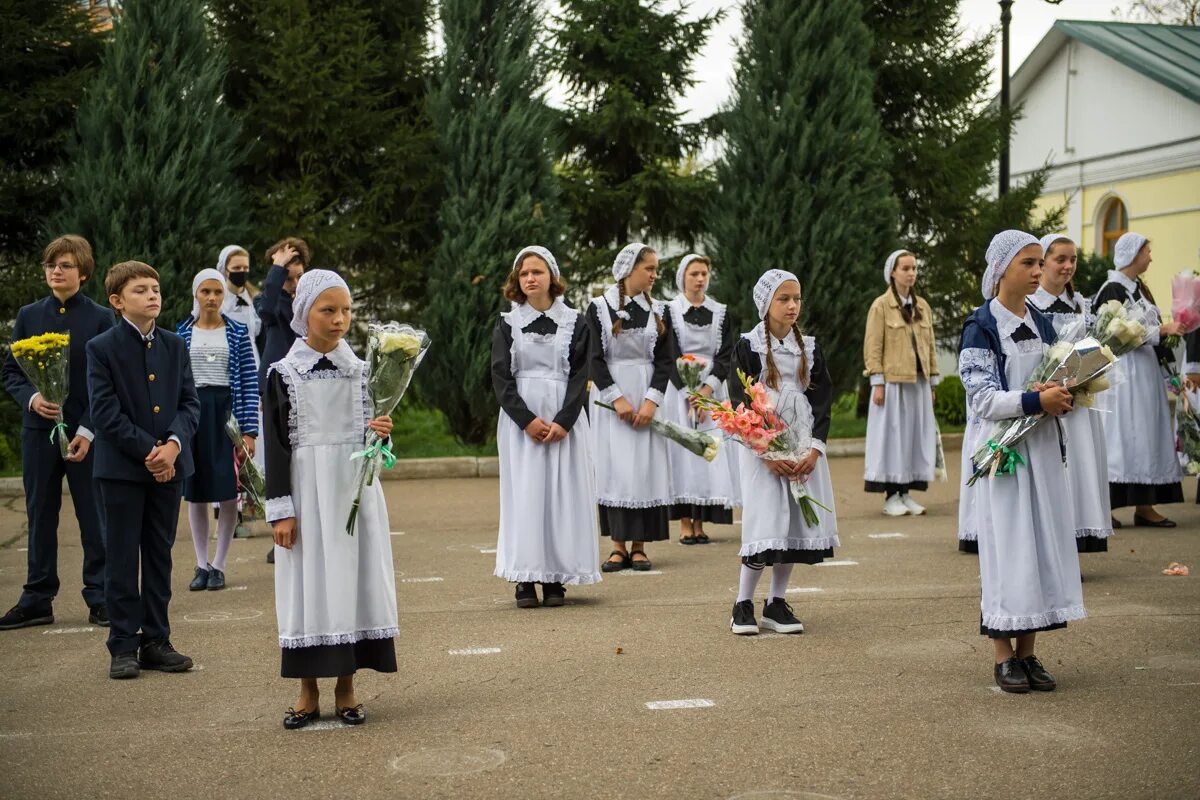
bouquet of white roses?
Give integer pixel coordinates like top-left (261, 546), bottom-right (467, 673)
top-left (346, 322), bottom-right (431, 535)
top-left (593, 401), bottom-right (719, 462)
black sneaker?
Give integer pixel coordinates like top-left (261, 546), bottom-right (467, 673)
top-left (994, 657), bottom-right (1031, 693)
top-left (730, 600), bottom-right (758, 635)
top-left (1020, 655), bottom-right (1057, 691)
top-left (206, 567), bottom-right (226, 590)
top-left (88, 605), bottom-right (110, 627)
top-left (109, 651), bottom-right (140, 680)
top-left (761, 597), bottom-right (804, 634)
top-left (138, 640), bottom-right (193, 672)
top-left (515, 582), bottom-right (539, 609)
top-left (0, 602), bottom-right (53, 631)
top-left (189, 566), bottom-right (210, 591)
top-left (541, 582), bottom-right (566, 607)
top-left (267, 547), bottom-right (275, 564)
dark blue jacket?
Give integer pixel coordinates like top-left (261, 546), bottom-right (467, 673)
top-left (176, 314), bottom-right (260, 434)
top-left (258, 264), bottom-right (296, 389)
top-left (959, 300), bottom-right (1058, 416)
top-left (3, 292), bottom-right (114, 435)
top-left (86, 319), bottom-right (201, 482)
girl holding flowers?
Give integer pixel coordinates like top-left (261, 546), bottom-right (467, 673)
top-left (959, 230), bottom-right (1084, 693)
top-left (264, 270), bottom-right (398, 729)
top-left (862, 249), bottom-right (940, 517)
top-left (1093, 232), bottom-right (1184, 527)
top-left (587, 243), bottom-right (674, 572)
top-left (664, 254), bottom-right (739, 544)
top-left (491, 246), bottom-right (600, 608)
top-left (1029, 234), bottom-right (1113, 553)
top-left (726, 269), bottom-right (838, 636)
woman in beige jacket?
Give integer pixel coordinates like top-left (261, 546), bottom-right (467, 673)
top-left (862, 250), bottom-right (940, 516)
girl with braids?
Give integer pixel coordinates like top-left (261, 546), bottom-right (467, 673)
top-left (1029, 234), bottom-right (1112, 554)
top-left (862, 250), bottom-right (940, 517)
top-left (1093, 232), bottom-right (1184, 527)
top-left (727, 270), bottom-right (838, 636)
top-left (586, 243), bottom-right (674, 572)
top-left (663, 254), bottom-right (739, 544)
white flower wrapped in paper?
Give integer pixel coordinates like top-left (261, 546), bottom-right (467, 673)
top-left (379, 331), bottom-right (424, 358)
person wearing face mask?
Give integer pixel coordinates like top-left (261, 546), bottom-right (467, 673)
top-left (218, 245), bottom-right (261, 365)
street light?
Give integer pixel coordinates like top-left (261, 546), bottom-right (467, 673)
top-left (998, 0), bottom-right (1064, 196)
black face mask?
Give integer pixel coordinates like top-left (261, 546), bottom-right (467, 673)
top-left (227, 271), bottom-right (249, 288)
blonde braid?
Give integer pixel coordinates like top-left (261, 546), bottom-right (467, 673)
top-left (764, 317), bottom-right (780, 390)
top-left (646, 290), bottom-right (665, 336)
top-left (792, 322), bottom-right (809, 387)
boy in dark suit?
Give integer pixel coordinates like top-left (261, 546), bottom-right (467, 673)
top-left (1, 235), bottom-right (113, 630)
top-left (87, 261), bottom-right (200, 679)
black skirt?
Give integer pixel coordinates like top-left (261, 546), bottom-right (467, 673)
top-left (281, 637), bottom-right (397, 679)
top-left (742, 547), bottom-right (834, 566)
top-left (864, 480), bottom-right (929, 495)
top-left (980, 615), bottom-right (1067, 639)
top-left (1109, 481), bottom-right (1183, 509)
top-left (959, 539), bottom-right (979, 554)
top-left (599, 505), bottom-right (669, 542)
top-left (669, 503), bottom-right (733, 524)
top-left (183, 386), bottom-right (237, 503)
top-left (1076, 535), bottom-right (1109, 553)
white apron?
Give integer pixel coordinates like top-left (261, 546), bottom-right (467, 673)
top-left (495, 301), bottom-right (601, 585)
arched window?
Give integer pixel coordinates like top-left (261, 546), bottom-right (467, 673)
top-left (1100, 198), bottom-right (1128, 259)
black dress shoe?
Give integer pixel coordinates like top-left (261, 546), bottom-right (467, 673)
top-left (283, 707), bottom-right (320, 730)
top-left (1021, 655), bottom-right (1057, 691)
top-left (109, 652), bottom-right (140, 680)
top-left (1111, 516), bottom-right (1123, 530)
top-left (629, 551), bottom-right (653, 571)
top-left (541, 582), bottom-right (566, 608)
top-left (0, 602), bottom-right (53, 630)
top-left (994, 657), bottom-right (1031, 693)
top-left (189, 566), bottom-right (210, 591)
top-left (267, 547), bottom-right (275, 564)
top-left (88, 605), bottom-right (110, 627)
top-left (138, 640), bottom-right (193, 672)
top-left (206, 567), bottom-right (226, 590)
top-left (1133, 514), bottom-right (1177, 528)
top-left (601, 551), bottom-right (630, 573)
top-left (515, 582), bottom-right (539, 608)
top-left (335, 704), bottom-right (366, 725)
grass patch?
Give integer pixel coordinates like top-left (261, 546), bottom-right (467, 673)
top-left (391, 400), bottom-right (497, 459)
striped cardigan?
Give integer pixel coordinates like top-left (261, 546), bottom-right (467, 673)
top-left (176, 314), bottom-right (260, 435)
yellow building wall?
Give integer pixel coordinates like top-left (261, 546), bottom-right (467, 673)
top-left (1036, 168), bottom-right (1200, 305)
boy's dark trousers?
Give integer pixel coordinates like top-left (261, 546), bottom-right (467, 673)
top-left (20, 429), bottom-right (106, 610)
top-left (98, 478), bottom-right (183, 656)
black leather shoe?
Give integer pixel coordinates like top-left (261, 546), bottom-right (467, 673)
top-left (994, 657), bottom-right (1031, 693)
top-left (138, 640), bottom-right (193, 672)
top-left (88, 605), bottom-right (110, 627)
top-left (1111, 516), bottom-right (1123, 530)
top-left (629, 550), bottom-right (653, 571)
top-left (541, 582), bottom-right (566, 607)
top-left (109, 652), bottom-right (140, 680)
top-left (189, 566), bottom-right (210, 591)
top-left (1133, 514), bottom-right (1176, 528)
top-left (0, 602), bottom-right (53, 630)
top-left (1021, 655), bottom-right (1057, 691)
top-left (206, 567), bottom-right (226, 590)
top-left (283, 707), bottom-right (320, 730)
top-left (267, 547), bottom-right (275, 564)
top-left (515, 582), bottom-right (538, 608)
top-left (601, 551), bottom-right (630, 573)
top-left (335, 704), bottom-right (366, 725)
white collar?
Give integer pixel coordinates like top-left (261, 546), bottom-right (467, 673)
top-left (286, 338), bottom-right (361, 374)
top-left (603, 284), bottom-right (651, 313)
top-left (747, 321), bottom-right (804, 355)
top-left (123, 317), bottom-right (156, 341)
top-left (989, 297), bottom-right (1034, 340)
top-left (1108, 270), bottom-right (1138, 293)
top-left (1031, 286), bottom-right (1079, 311)
top-left (510, 297), bottom-right (573, 328)
top-left (672, 294), bottom-right (721, 314)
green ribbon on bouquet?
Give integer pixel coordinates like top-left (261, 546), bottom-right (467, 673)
top-left (351, 439), bottom-right (397, 471)
top-left (986, 439), bottom-right (1026, 476)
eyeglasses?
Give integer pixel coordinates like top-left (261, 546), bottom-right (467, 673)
top-left (43, 262), bottom-right (79, 273)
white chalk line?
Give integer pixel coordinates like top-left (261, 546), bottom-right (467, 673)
top-left (868, 532), bottom-right (906, 539)
top-left (645, 698), bottom-right (715, 710)
top-left (448, 647), bottom-right (502, 656)
top-left (815, 560), bottom-right (859, 567)
top-left (400, 576), bottom-right (444, 583)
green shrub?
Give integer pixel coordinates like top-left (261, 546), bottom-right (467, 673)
top-left (934, 374), bottom-right (966, 427)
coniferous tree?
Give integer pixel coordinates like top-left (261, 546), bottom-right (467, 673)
top-left (709, 0), bottom-right (897, 394)
top-left (55, 0), bottom-right (247, 325)
top-left (423, 0), bottom-right (566, 444)
top-left (212, 0), bottom-right (439, 310)
top-left (553, 0), bottom-right (721, 283)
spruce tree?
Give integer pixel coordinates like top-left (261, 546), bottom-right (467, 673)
top-left (423, 0), bottom-right (566, 444)
top-left (553, 0), bottom-right (720, 283)
top-left (55, 0), bottom-right (247, 325)
top-left (709, 0), bottom-right (897, 394)
top-left (211, 0), bottom-right (439, 311)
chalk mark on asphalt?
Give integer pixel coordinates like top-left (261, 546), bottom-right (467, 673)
top-left (448, 647), bottom-right (501, 656)
top-left (645, 698), bottom-right (714, 710)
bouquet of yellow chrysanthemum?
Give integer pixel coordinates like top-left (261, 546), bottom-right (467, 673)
top-left (9, 332), bottom-right (71, 458)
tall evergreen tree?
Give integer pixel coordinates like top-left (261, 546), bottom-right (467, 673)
top-left (709, 0), bottom-right (897, 394)
top-left (211, 0), bottom-right (439, 310)
top-left (553, 0), bottom-right (720, 283)
top-left (55, 0), bottom-right (247, 325)
top-left (424, 0), bottom-right (566, 444)
top-left (0, 0), bottom-right (105, 319)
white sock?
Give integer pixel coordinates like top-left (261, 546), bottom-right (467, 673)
top-left (769, 563), bottom-right (794, 600)
top-left (210, 499), bottom-right (239, 572)
top-left (737, 563), bottom-right (764, 602)
top-left (188, 502), bottom-right (210, 569)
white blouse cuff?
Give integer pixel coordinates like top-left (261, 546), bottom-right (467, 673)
top-left (266, 496), bottom-right (296, 522)
top-left (703, 374), bottom-right (723, 392)
top-left (643, 388), bottom-right (665, 407)
top-left (599, 384), bottom-right (622, 405)
top-left (869, 374), bottom-right (885, 387)
top-left (810, 440), bottom-right (827, 456)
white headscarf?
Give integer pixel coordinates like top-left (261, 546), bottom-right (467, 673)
top-left (1113, 232), bottom-right (1148, 270)
top-left (290, 269), bottom-right (351, 337)
top-left (982, 230), bottom-right (1040, 300)
top-left (883, 249), bottom-right (909, 285)
top-left (190, 268), bottom-right (227, 320)
top-left (752, 269), bottom-right (800, 320)
top-left (1039, 233), bottom-right (1071, 256)
top-left (512, 245), bottom-right (559, 278)
top-left (675, 253), bottom-right (707, 294)
top-left (612, 242), bottom-right (648, 282)
top-left (216, 244), bottom-right (247, 275)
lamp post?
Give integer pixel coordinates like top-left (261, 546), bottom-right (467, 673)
top-left (999, 0), bottom-right (1064, 196)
